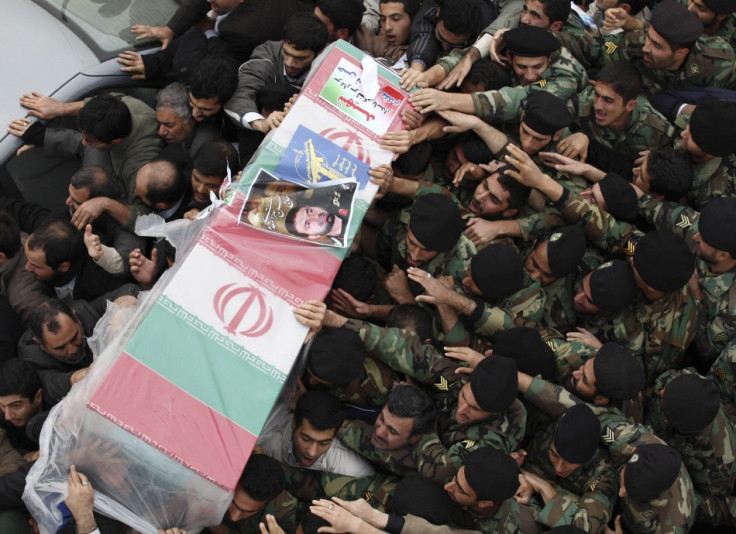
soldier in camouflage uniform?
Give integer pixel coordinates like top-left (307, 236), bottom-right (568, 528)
top-left (709, 340), bottom-right (736, 419)
top-left (337, 384), bottom-right (436, 478)
top-left (566, 61), bottom-right (674, 154)
top-left (321, 310), bottom-right (526, 485)
top-left (217, 454), bottom-right (298, 534)
top-left (519, 373), bottom-right (697, 534)
top-left (503, 144), bottom-right (698, 384)
top-left (637, 195), bottom-right (736, 361)
top-left (676, 0), bottom-right (736, 47)
top-left (517, 405), bottom-right (618, 534)
top-left (415, 25), bottom-right (588, 124)
top-left (674, 99), bottom-right (736, 210)
top-left (304, 327), bottom-right (400, 409)
top-left (645, 369), bottom-right (736, 504)
top-left (556, 0), bottom-right (736, 97)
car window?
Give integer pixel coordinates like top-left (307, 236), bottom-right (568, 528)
top-left (34, 0), bottom-right (180, 59)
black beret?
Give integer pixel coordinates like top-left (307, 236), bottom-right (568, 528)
top-left (593, 342), bottom-right (645, 402)
top-left (470, 244), bottom-right (524, 301)
top-left (650, 0), bottom-right (704, 43)
top-left (460, 133), bottom-right (494, 164)
top-left (409, 194), bottom-right (464, 252)
top-left (588, 260), bottom-right (638, 313)
top-left (703, 0), bottom-right (736, 13)
top-left (598, 173), bottom-right (637, 223)
top-left (689, 99), bottom-right (736, 157)
top-left (546, 225), bottom-right (586, 278)
top-left (633, 229), bottom-right (694, 292)
top-left (308, 328), bottom-right (364, 385)
top-left (392, 476), bottom-right (451, 525)
top-left (699, 197), bottom-right (736, 256)
top-left (553, 404), bottom-right (600, 464)
top-left (469, 355), bottom-right (518, 413)
top-left (523, 91), bottom-right (572, 136)
top-left (493, 327), bottom-right (555, 380)
top-left (662, 373), bottom-right (720, 433)
top-left (504, 25), bottom-right (560, 57)
top-left (463, 448), bottom-right (520, 502)
top-left (256, 83), bottom-right (299, 113)
top-left (624, 444), bottom-right (681, 502)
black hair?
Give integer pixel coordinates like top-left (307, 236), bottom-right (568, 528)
top-left (497, 166), bottom-right (532, 211)
top-left (294, 390), bottom-right (345, 431)
top-left (387, 304), bottom-right (435, 344)
top-left (647, 148), bottom-right (694, 201)
top-left (284, 206), bottom-right (304, 236)
top-left (189, 56), bottom-right (239, 105)
top-left (0, 211), bottom-right (21, 259)
top-left (315, 0), bottom-right (365, 38)
top-left (144, 160), bottom-right (186, 204)
top-left (193, 140), bottom-right (240, 178)
top-left (438, 0), bottom-right (480, 37)
top-left (238, 454), bottom-right (286, 502)
top-left (284, 12), bottom-right (330, 54)
top-left (28, 299), bottom-right (76, 342)
top-left (386, 384), bottom-right (436, 436)
top-left (463, 58), bottom-right (513, 91)
top-left (70, 166), bottom-right (125, 201)
top-left (332, 255), bottom-right (379, 302)
top-left (26, 219), bottom-right (84, 271)
top-left (379, 0), bottom-right (422, 19)
top-left (394, 140), bottom-right (433, 176)
top-left (594, 61), bottom-right (642, 102)
top-left (539, 0), bottom-right (571, 24)
top-left (0, 360), bottom-right (42, 401)
top-left (77, 93), bottom-right (132, 144)
top-left (301, 511), bottom-right (331, 534)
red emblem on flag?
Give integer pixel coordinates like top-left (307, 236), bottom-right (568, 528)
top-left (213, 283), bottom-right (273, 337)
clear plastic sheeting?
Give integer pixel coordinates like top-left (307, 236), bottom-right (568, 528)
top-left (24, 40), bottom-right (410, 533)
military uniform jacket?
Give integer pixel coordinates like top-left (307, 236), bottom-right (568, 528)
top-left (450, 499), bottom-right (525, 534)
top-left (560, 194), bottom-right (698, 384)
top-left (569, 86), bottom-right (674, 153)
top-left (325, 355), bottom-right (399, 408)
top-left (673, 111), bottom-right (736, 210)
top-left (376, 206), bottom-right (476, 292)
top-left (709, 340), bottom-right (736, 416)
top-left (344, 319), bottom-right (527, 482)
top-left (228, 489), bottom-right (297, 534)
top-left (556, 30), bottom-right (736, 96)
top-left (338, 420), bottom-right (418, 478)
top-left (437, 48), bottom-right (589, 123)
top-left (645, 369), bottom-right (736, 497)
top-left (523, 428), bottom-right (617, 534)
top-left (638, 194), bottom-right (736, 361)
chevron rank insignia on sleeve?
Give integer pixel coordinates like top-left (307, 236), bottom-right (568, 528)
top-left (676, 214), bottom-right (692, 229)
top-left (533, 79), bottom-right (547, 88)
top-left (461, 439), bottom-right (476, 449)
top-left (624, 240), bottom-right (636, 256)
top-left (714, 332), bottom-right (730, 344)
top-left (604, 42), bottom-right (618, 55)
top-left (546, 340), bottom-right (556, 351)
top-left (602, 426), bottom-right (615, 443)
top-left (713, 369), bottom-right (726, 381)
top-left (435, 376), bottom-right (449, 391)
top-left (363, 491), bottom-right (374, 502)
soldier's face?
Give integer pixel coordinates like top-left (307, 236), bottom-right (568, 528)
top-left (579, 183), bottom-right (607, 212)
top-left (227, 487), bottom-right (267, 522)
top-left (680, 124), bottom-right (709, 160)
top-left (692, 232), bottom-right (723, 266)
top-left (547, 441), bottom-right (583, 478)
top-left (455, 383), bottom-right (492, 425)
top-left (461, 266), bottom-right (483, 297)
top-left (567, 358), bottom-right (599, 401)
top-left (510, 55), bottom-right (550, 86)
top-left (444, 466), bottom-right (478, 506)
top-left (519, 121), bottom-right (555, 156)
top-left (525, 240), bottom-right (557, 285)
top-left (405, 228), bottom-right (440, 267)
top-left (687, 0), bottom-right (721, 27)
top-left (292, 418), bottom-right (335, 467)
top-left (592, 82), bottom-right (635, 129)
top-left (572, 274), bottom-right (601, 314)
top-left (642, 27), bottom-right (681, 70)
top-left (618, 466), bottom-right (628, 498)
top-left (632, 156), bottom-right (654, 193)
top-left (469, 173), bottom-right (513, 219)
top-left (372, 405), bottom-right (416, 449)
top-left (444, 143), bottom-right (470, 181)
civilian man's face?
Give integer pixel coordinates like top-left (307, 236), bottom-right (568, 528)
top-left (38, 313), bottom-right (86, 364)
top-left (227, 487), bottom-right (267, 522)
top-left (282, 41), bottom-right (316, 78)
top-left (0, 392), bottom-right (42, 428)
top-left (66, 185), bottom-right (90, 216)
top-left (292, 419), bottom-right (335, 467)
top-left (380, 2), bottom-right (412, 45)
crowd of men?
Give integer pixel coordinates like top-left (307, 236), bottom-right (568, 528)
top-left (2, 0), bottom-right (736, 533)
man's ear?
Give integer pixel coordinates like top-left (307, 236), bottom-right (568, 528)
top-left (476, 499), bottom-right (496, 509)
top-left (673, 47), bottom-right (689, 65)
top-left (57, 261), bottom-right (71, 273)
top-left (335, 28), bottom-right (349, 41)
top-left (409, 433), bottom-right (423, 445)
top-left (625, 98), bottom-right (637, 113)
top-left (549, 21), bottom-right (563, 32)
top-left (593, 395), bottom-right (610, 406)
top-left (33, 389), bottom-right (43, 406)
